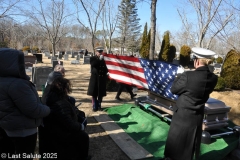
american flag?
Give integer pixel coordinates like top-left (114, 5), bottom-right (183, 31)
top-left (104, 54), bottom-right (179, 100)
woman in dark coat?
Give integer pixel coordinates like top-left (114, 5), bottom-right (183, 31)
top-left (163, 48), bottom-right (218, 160)
top-left (40, 77), bottom-right (89, 160)
top-left (87, 48), bottom-right (108, 111)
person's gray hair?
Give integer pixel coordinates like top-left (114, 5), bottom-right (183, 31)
top-left (54, 64), bottom-right (65, 76)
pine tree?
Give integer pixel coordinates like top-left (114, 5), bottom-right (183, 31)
top-left (140, 23), bottom-right (148, 58)
top-left (158, 31), bottom-right (170, 61)
top-left (179, 45), bottom-right (191, 67)
top-left (117, 0), bottom-right (141, 54)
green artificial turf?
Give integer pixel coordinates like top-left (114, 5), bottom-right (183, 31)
top-left (105, 104), bottom-right (239, 160)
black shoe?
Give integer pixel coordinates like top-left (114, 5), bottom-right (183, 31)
top-left (131, 94), bottom-right (137, 99)
top-left (92, 108), bottom-right (98, 112)
top-left (98, 107), bottom-right (103, 111)
top-left (115, 97), bottom-right (122, 101)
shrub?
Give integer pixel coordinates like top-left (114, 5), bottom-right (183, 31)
top-left (221, 49), bottom-right (240, 89)
top-left (22, 46), bottom-right (30, 52)
top-left (32, 46), bottom-right (39, 53)
top-left (216, 57), bottom-right (223, 64)
top-left (179, 45), bottom-right (191, 67)
top-left (0, 41), bottom-right (8, 48)
top-left (158, 31), bottom-right (170, 61)
top-left (214, 77), bottom-right (226, 91)
top-left (168, 44), bottom-right (176, 63)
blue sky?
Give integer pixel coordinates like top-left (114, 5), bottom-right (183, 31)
top-left (137, 0), bottom-right (182, 33)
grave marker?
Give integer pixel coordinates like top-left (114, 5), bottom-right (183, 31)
top-left (83, 56), bottom-right (91, 64)
top-left (32, 66), bottom-right (52, 91)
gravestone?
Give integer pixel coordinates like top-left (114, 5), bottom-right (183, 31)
top-left (71, 51), bottom-right (74, 58)
top-left (52, 60), bottom-right (63, 69)
top-left (33, 54), bottom-right (43, 63)
top-left (66, 51), bottom-right (71, 55)
top-left (83, 56), bottom-right (91, 64)
top-left (58, 52), bottom-right (63, 59)
top-left (45, 52), bottom-right (50, 57)
top-left (71, 60), bottom-right (80, 64)
top-left (51, 57), bottom-right (57, 64)
top-left (64, 54), bottom-right (68, 60)
top-left (76, 54), bottom-right (80, 60)
top-left (80, 54), bottom-right (83, 58)
top-left (32, 66), bottom-right (52, 91)
top-left (23, 51), bottom-right (28, 56)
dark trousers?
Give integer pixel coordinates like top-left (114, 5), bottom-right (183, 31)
top-left (0, 127), bottom-right (37, 160)
top-left (92, 96), bottom-right (103, 110)
top-left (116, 83), bottom-right (134, 98)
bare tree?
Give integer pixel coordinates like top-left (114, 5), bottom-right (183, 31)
top-left (27, 0), bottom-right (72, 56)
top-left (177, 0), bottom-right (233, 49)
top-left (101, 0), bottom-right (119, 54)
top-left (149, 0), bottom-right (157, 60)
top-left (73, 0), bottom-right (106, 54)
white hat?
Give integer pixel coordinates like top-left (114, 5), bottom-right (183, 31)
top-left (95, 47), bottom-right (104, 52)
top-left (192, 47), bottom-right (216, 59)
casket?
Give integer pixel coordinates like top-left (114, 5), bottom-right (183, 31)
top-left (136, 91), bottom-right (231, 131)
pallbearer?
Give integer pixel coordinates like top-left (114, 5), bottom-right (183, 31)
top-left (162, 47), bottom-right (218, 160)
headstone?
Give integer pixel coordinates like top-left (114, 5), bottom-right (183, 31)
top-left (71, 51), bottom-right (74, 58)
top-left (61, 51), bottom-right (65, 56)
top-left (76, 54), bottom-right (80, 60)
top-left (51, 57), bottom-right (57, 64)
top-left (71, 60), bottom-right (80, 64)
top-left (80, 54), bottom-right (83, 58)
top-left (83, 56), bottom-right (91, 64)
top-left (58, 52), bottom-right (63, 59)
top-left (23, 51), bottom-right (28, 56)
top-left (64, 54), bottom-right (68, 60)
top-left (32, 66), bottom-right (52, 91)
top-left (33, 54), bottom-right (43, 63)
top-left (52, 60), bottom-right (63, 69)
top-left (45, 52), bottom-right (50, 57)
top-left (66, 51), bottom-right (71, 54)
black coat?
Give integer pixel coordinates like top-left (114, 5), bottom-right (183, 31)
top-left (164, 66), bottom-right (218, 160)
top-left (39, 92), bottom-right (89, 160)
top-left (87, 56), bottom-right (108, 97)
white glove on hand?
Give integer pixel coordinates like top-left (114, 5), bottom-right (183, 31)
top-left (99, 55), bottom-right (104, 60)
top-left (81, 124), bottom-right (85, 130)
top-left (177, 65), bottom-right (184, 74)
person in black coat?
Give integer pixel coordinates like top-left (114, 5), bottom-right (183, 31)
top-left (115, 82), bottom-right (137, 101)
top-left (87, 47), bottom-right (108, 112)
top-left (163, 48), bottom-right (218, 160)
top-left (40, 77), bottom-right (90, 160)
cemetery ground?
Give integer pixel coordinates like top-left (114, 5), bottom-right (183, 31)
top-left (28, 53), bottom-right (240, 160)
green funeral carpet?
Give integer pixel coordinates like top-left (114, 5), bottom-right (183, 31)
top-left (105, 104), bottom-right (239, 160)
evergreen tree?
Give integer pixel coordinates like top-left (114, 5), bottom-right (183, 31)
top-left (117, 0), bottom-right (141, 54)
top-left (179, 45), bottom-right (191, 67)
top-left (168, 44), bottom-right (176, 62)
top-left (140, 23), bottom-right (148, 58)
top-left (158, 31), bottom-right (170, 61)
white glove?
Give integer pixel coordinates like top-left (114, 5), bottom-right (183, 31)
top-left (81, 124), bottom-right (85, 130)
top-left (99, 55), bottom-right (104, 60)
top-left (177, 65), bottom-right (184, 74)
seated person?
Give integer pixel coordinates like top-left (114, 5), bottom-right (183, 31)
top-left (39, 76), bottom-right (90, 160)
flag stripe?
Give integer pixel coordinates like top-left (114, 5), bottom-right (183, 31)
top-left (104, 54), bottom-right (148, 89)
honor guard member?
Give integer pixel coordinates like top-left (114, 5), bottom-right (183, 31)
top-left (163, 47), bottom-right (218, 160)
top-left (87, 47), bottom-right (108, 112)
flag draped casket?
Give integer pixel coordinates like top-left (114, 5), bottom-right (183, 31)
top-left (104, 54), bottom-right (233, 134)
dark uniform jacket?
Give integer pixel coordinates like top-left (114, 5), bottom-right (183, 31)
top-left (164, 66), bottom-right (218, 160)
top-left (87, 55), bottom-right (108, 97)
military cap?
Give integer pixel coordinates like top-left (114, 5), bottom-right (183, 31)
top-left (95, 47), bottom-right (104, 52)
top-left (192, 47), bottom-right (216, 59)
